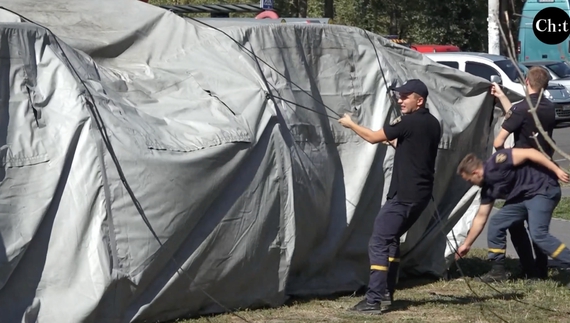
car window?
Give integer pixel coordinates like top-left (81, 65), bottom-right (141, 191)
top-left (465, 61), bottom-right (501, 81)
top-left (437, 61), bottom-right (459, 69)
top-left (494, 59), bottom-right (527, 83)
top-left (545, 62), bottom-right (570, 78)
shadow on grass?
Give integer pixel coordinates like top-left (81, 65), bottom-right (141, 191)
top-left (283, 256), bottom-right (526, 308)
top-left (282, 287), bottom-right (526, 317)
top-left (446, 255), bottom-right (523, 279)
top-left (382, 291), bottom-right (525, 314)
top-left (548, 267), bottom-right (570, 286)
top-left (391, 255), bottom-right (523, 292)
top-left (165, 256), bottom-right (570, 322)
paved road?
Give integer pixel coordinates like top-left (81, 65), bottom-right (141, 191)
top-left (553, 122), bottom-right (570, 172)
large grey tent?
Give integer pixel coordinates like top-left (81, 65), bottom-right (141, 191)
top-left (0, 0), bottom-right (513, 322)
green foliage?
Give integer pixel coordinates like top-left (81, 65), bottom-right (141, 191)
top-left (148, 0), bottom-right (527, 52)
top-left (404, 0), bottom-right (489, 51)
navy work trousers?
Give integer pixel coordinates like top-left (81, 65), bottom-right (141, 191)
top-left (487, 185), bottom-right (570, 270)
top-left (366, 195), bottom-right (429, 304)
top-left (508, 221), bottom-right (548, 278)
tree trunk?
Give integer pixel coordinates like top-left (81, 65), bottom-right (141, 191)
top-left (389, 9), bottom-right (398, 35)
top-left (291, 0), bottom-right (300, 17)
top-left (299, 0), bottom-right (307, 17)
top-left (324, 0), bottom-right (334, 18)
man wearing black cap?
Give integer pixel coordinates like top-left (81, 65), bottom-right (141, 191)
top-left (339, 79), bottom-right (441, 314)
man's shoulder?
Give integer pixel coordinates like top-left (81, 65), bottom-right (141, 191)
top-left (389, 115), bottom-right (403, 126)
top-left (537, 101), bottom-right (556, 112)
top-left (426, 113), bottom-right (442, 133)
top-left (401, 109), bottom-right (442, 136)
top-left (511, 102), bottom-right (530, 114)
top-left (540, 97), bottom-right (555, 107)
top-left (416, 109), bottom-right (441, 127)
top-left (486, 150), bottom-right (511, 169)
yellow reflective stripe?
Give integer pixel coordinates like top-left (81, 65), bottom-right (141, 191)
top-left (371, 265), bottom-right (388, 271)
top-left (552, 244), bottom-right (566, 258)
top-left (488, 248), bottom-right (506, 254)
top-left (388, 257), bottom-right (400, 262)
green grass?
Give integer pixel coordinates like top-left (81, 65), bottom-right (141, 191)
top-left (173, 249), bottom-right (570, 323)
top-left (494, 197), bottom-right (570, 221)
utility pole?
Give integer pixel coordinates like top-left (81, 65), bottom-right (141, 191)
top-left (488, 0), bottom-right (500, 55)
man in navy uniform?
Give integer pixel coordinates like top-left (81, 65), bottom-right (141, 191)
top-left (455, 148), bottom-right (570, 274)
top-left (338, 79), bottom-right (441, 314)
top-left (484, 66), bottom-right (557, 281)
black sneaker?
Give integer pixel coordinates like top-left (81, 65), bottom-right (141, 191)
top-left (519, 268), bottom-right (548, 280)
top-left (512, 271), bottom-right (541, 282)
top-left (475, 265), bottom-right (509, 283)
top-left (381, 291), bottom-right (394, 309)
top-left (349, 299), bottom-right (383, 314)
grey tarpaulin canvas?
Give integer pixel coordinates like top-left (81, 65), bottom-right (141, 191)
top-left (0, 0), bottom-right (519, 322)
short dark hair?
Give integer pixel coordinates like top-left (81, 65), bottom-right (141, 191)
top-left (457, 153), bottom-right (483, 175)
top-left (410, 93), bottom-right (426, 108)
top-left (527, 66), bottom-right (549, 91)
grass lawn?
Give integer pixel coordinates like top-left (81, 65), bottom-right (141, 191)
top-left (494, 196), bottom-right (570, 220)
top-left (176, 249), bottom-right (570, 323)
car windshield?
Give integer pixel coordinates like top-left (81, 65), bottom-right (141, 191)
top-left (545, 61), bottom-right (570, 78)
top-left (495, 59), bottom-right (528, 83)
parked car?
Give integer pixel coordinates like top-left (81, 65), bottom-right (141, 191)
top-left (522, 60), bottom-right (570, 80)
top-left (521, 60), bottom-right (570, 93)
top-left (425, 52), bottom-right (570, 123)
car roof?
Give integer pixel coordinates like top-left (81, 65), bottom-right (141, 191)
top-left (425, 51), bottom-right (511, 62)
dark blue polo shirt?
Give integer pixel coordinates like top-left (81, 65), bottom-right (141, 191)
top-left (501, 93), bottom-right (556, 158)
top-left (383, 107), bottom-right (442, 203)
top-left (480, 149), bottom-right (559, 204)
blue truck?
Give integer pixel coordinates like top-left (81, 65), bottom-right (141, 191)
top-left (518, 0), bottom-right (570, 62)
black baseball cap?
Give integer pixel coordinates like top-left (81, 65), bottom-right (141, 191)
top-left (390, 79), bottom-right (429, 99)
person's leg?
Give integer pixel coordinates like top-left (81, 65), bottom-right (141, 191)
top-left (532, 241), bottom-right (549, 279)
top-left (385, 199), bottom-right (429, 302)
top-left (351, 199), bottom-right (403, 313)
top-left (385, 246), bottom-right (399, 304)
top-left (526, 186), bottom-right (570, 267)
top-left (353, 197), bottom-right (424, 313)
top-left (366, 200), bottom-right (399, 304)
top-left (508, 222), bottom-right (538, 278)
top-left (481, 202), bottom-right (527, 282)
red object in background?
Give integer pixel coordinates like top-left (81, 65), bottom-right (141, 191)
top-left (255, 10), bottom-right (279, 19)
top-left (411, 44), bottom-right (460, 53)
top-left (139, 0), bottom-right (148, 2)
